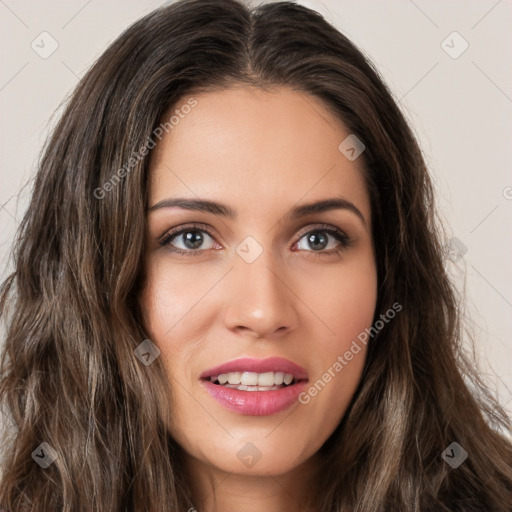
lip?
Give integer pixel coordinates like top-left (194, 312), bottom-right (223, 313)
top-left (200, 357), bottom-right (309, 380)
top-left (202, 380), bottom-right (308, 416)
top-left (200, 357), bottom-right (309, 416)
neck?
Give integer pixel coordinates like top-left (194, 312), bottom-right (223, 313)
top-left (183, 451), bottom-right (322, 512)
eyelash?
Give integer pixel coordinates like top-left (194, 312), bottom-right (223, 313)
top-left (158, 222), bottom-right (352, 258)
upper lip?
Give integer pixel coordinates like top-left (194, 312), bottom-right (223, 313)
top-left (200, 357), bottom-right (309, 381)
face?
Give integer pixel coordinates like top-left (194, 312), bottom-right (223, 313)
top-left (140, 86), bottom-right (377, 478)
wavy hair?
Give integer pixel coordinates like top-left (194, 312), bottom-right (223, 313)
top-left (1, 0), bottom-right (511, 510)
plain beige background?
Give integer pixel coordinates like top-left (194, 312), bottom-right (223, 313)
top-left (0, 0), bottom-right (511, 419)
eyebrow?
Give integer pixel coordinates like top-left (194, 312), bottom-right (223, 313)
top-left (148, 197), bottom-right (366, 227)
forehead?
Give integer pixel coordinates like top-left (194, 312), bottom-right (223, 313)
top-left (148, 86), bottom-right (370, 221)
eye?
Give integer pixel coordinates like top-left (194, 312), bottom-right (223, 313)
top-left (158, 223), bottom-right (351, 257)
top-left (294, 225), bottom-right (351, 255)
top-left (159, 223), bottom-right (218, 257)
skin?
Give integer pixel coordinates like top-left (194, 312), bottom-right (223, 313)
top-left (140, 86), bottom-right (378, 512)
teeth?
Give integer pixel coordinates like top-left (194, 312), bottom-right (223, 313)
top-left (257, 372), bottom-right (274, 386)
top-left (274, 372), bottom-right (284, 385)
top-left (227, 372), bottom-right (242, 384)
top-left (241, 372), bottom-right (258, 386)
top-left (221, 384), bottom-right (283, 391)
top-left (212, 371), bottom-right (296, 388)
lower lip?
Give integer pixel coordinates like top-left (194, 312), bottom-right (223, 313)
top-left (201, 379), bottom-right (308, 416)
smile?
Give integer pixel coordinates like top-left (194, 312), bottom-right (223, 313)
top-left (200, 357), bottom-right (309, 416)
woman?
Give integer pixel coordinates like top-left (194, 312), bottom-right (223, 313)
top-left (0, 0), bottom-right (511, 510)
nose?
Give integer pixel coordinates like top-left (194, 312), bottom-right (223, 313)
top-left (221, 248), bottom-right (298, 339)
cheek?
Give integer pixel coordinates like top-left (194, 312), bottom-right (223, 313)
top-left (298, 256), bottom-right (377, 419)
top-left (138, 261), bottom-right (191, 374)
top-left (139, 256), bottom-right (217, 344)
top-left (138, 257), bottom-right (227, 405)
top-left (304, 249), bottom-right (377, 344)
top-left (330, 270), bottom-right (376, 346)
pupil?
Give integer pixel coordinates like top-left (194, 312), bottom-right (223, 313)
top-left (184, 231), bottom-right (203, 249)
top-left (309, 233), bottom-right (327, 250)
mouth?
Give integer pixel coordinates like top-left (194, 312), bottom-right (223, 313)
top-left (204, 370), bottom-right (305, 391)
top-left (200, 357), bottom-right (309, 415)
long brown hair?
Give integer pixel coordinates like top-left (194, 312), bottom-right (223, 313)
top-left (1, 0), bottom-right (511, 510)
